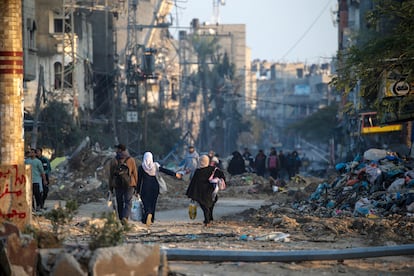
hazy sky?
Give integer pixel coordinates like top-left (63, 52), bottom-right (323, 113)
top-left (170, 0), bottom-right (338, 63)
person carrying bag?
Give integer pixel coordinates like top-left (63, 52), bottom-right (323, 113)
top-left (137, 152), bottom-right (182, 227)
top-left (186, 155), bottom-right (226, 227)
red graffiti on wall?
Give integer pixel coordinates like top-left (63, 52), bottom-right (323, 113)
top-left (0, 164), bottom-right (28, 221)
top-left (0, 209), bottom-right (26, 219)
top-left (0, 165), bottom-right (26, 186)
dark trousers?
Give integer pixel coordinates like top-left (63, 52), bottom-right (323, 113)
top-left (269, 168), bottom-right (279, 179)
top-left (33, 183), bottom-right (42, 209)
top-left (199, 196), bottom-right (217, 224)
top-left (42, 174), bottom-right (49, 205)
top-left (115, 186), bottom-right (134, 220)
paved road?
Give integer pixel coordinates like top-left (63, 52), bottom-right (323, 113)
top-left (46, 198), bottom-right (266, 224)
top-left (156, 199), bottom-right (266, 223)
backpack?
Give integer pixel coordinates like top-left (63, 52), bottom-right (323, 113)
top-left (268, 155), bottom-right (278, 169)
top-left (113, 157), bottom-right (131, 188)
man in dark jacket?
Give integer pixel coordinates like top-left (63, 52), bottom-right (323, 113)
top-left (254, 149), bottom-right (267, 177)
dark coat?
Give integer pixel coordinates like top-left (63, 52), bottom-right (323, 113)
top-left (186, 166), bottom-right (226, 208)
top-left (227, 151), bottom-right (246, 175)
top-left (137, 165), bottom-right (175, 222)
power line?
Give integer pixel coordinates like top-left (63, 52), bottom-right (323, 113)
top-left (279, 0), bottom-right (333, 62)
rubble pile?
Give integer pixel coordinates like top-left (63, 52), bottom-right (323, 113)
top-left (227, 148), bottom-right (414, 245)
top-left (305, 148), bottom-right (414, 218)
top-left (48, 148), bottom-right (114, 204)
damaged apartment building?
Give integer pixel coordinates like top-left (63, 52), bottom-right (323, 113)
top-left (22, 0), bottom-right (174, 138)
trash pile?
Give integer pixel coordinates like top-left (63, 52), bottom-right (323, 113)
top-left (294, 148), bottom-right (414, 218)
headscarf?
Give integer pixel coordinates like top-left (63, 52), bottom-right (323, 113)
top-left (142, 151), bottom-right (159, 176)
top-left (199, 155), bottom-right (210, 168)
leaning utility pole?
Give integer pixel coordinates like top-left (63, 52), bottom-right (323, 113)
top-left (0, 0), bottom-right (31, 228)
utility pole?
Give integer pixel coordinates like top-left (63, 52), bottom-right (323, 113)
top-left (0, 0), bottom-right (25, 164)
top-left (124, 0), bottom-right (141, 156)
top-left (0, 0), bottom-right (30, 228)
top-left (30, 65), bottom-right (44, 149)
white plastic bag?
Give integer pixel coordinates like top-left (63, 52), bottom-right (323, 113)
top-left (130, 195), bottom-right (143, 221)
top-left (156, 172), bottom-right (168, 194)
top-left (106, 192), bottom-right (116, 214)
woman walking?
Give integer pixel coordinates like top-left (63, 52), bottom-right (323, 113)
top-left (137, 151), bottom-right (181, 226)
top-left (186, 155), bottom-right (226, 226)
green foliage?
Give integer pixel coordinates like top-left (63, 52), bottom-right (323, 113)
top-left (191, 34), bottom-right (220, 63)
top-left (190, 33), bottom-right (247, 153)
top-left (333, 0), bottom-right (414, 112)
top-left (143, 107), bottom-right (182, 155)
top-left (88, 212), bottom-right (129, 250)
top-left (287, 105), bottom-right (339, 143)
top-left (37, 100), bottom-right (82, 156)
top-left (44, 200), bottom-right (78, 237)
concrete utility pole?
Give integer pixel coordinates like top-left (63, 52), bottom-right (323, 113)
top-left (0, 0), bottom-right (31, 229)
top-left (0, 0), bottom-right (25, 164)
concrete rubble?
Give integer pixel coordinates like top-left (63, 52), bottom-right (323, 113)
top-left (0, 221), bottom-right (167, 275)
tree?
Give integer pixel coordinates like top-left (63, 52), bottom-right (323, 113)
top-left (190, 34), bottom-right (246, 154)
top-left (142, 107), bottom-right (181, 156)
top-left (287, 104), bottom-right (339, 144)
top-left (333, 0), bottom-right (414, 117)
top-left (37, 100), bottom-right (82, 156)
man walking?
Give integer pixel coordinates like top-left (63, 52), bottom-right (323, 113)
top-left (36, 148), bottom-right (51, 209)
top-left (25, 149), bottom-right (47, 212)
top-left (108, 144), bottom-right (138, 224)
top-left (183, 145), bottom-right (199, 179)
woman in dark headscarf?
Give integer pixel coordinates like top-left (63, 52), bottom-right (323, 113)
top-left (227, 150), bottom-right (246, 176)
top-left (137, 151), bottom-right (181, 226)
top-left (186, 155), bottom-right (226, 226)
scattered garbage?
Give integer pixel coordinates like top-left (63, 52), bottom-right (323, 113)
top-left (307, 148), bottom-right (414, 218)
top-left (239, 232), bottom-right (290, 242)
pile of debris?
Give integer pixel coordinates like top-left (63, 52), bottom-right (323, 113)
top-left (302, 148), bottom-right (414, 218)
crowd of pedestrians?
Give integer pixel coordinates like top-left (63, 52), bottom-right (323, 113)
top-left (23, 141), bottom-right (305, 228)
top-left (228, 147), bottom-right (303, 180)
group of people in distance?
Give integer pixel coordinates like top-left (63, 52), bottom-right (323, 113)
top-left (108, 144), bottom-right (225, 227)
top-left (228, 147), bottom-right (302, 180)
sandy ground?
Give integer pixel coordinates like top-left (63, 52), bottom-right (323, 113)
top-left (38, 193), bottom-right (414, 276)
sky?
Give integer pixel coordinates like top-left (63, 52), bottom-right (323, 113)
top-left (170, 0), bottom-right (338, 63)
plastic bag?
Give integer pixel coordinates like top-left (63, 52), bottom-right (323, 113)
top-left (156, 166), bottom-right (168, 194)
top-left (188, 200), bottom-right (197, 220)
top-left (130, 195), bottom-right (143, 221)
top-left (157, 173), bottom-right (168, 194)
top-left (218, 178), bottom-right (226, 190)
top-left (106, 192), bottom-right (116, 213)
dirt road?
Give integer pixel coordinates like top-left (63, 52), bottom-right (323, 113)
top-left (50, 196), bottom-right (413, 276)
top-left (155, 198), bottom-right (265, 223)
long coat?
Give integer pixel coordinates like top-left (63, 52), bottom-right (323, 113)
top-left (137, 165), bottom-right (175, 222)
top-left (186, 166), bottom-right (225, 208)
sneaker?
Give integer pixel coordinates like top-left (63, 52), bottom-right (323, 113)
top-left (146, 214), bottom-right (152, 227)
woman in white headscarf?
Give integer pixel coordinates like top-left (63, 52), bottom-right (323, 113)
top-left (137, 152), bottom-right (181, 226)
top-left (186, 155), bottom-right (226, 226)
